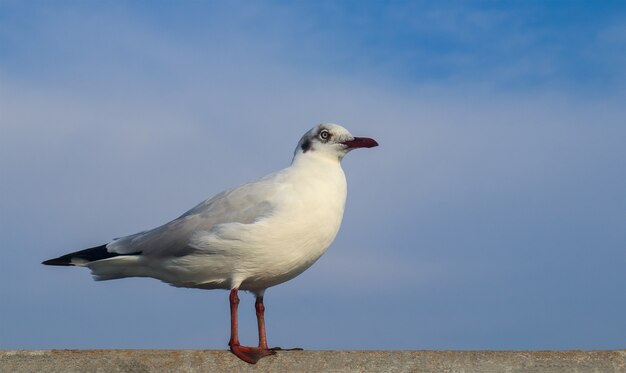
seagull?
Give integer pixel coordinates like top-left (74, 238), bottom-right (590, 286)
top-left (43, 123), bottom-right (378, 364)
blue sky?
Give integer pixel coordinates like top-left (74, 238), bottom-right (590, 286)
top-left (1, 1), bottom-right (626, 350)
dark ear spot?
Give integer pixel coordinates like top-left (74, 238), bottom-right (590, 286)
top-left (301, 138), bottom-right (312, 153)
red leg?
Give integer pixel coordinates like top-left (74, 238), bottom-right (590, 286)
top-left (228, 289), bottom-right (275, 364)
top-left (255, 295), bottom-right (302, 352)
top-left (228, 288), bottom-right (241, 348)
top-left (255, 296), bottom-right (269, 350)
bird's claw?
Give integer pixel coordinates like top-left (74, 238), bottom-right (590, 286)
top-left (230, 344), bottom-right (276, 364)
top-left (270, 346), bottom-right (304, 351)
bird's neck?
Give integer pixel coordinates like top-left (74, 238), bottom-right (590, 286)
top-left (286, 151), bottom-right (348, 227)
top-left (291, 150), bottom-right (344, 168)
top-left (288, 152), bottom-right (347, 196)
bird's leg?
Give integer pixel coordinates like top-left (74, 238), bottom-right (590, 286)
top-left (255, 296), bottom-right (269, 350)
top-left (228, 288), bottom-right (241, 348)
top-left (256, 295), bottom-right (304, 352)
top-left (228, 288), bottom-right (275, 364)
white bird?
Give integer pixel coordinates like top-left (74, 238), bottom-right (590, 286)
top-left (43, 123), bottom-right (378, 364)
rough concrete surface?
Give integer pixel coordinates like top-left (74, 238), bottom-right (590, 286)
top-left (1, 350), bottom-right (625, 373)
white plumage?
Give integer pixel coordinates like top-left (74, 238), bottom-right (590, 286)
top-left (44, 123), bottom-right (378, 364)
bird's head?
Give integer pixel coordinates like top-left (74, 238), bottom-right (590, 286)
top-left (294, 123), bottom-right (378, 162)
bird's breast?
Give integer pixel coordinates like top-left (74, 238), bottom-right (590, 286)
top-left (236, 162), bottom-right (348, 289)
top-left (280, 162), bottom-right (347, 245)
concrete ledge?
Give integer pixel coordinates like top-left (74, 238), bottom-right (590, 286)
top-left (1, 350), bottom-right (625, 373)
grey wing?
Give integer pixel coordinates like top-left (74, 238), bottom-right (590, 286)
top-left (106, 179), bottom-right (278, 258)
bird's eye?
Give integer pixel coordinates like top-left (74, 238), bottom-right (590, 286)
top-left (319, 130), bottom-right (330, 140)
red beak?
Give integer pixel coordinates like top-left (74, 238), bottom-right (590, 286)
top-left (341, 137), bottom-right (379, 149)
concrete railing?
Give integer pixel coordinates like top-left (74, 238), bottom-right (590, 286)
top-left (1, 350), bottom-right (625, 372)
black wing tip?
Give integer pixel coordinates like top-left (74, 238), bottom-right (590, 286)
top-left (42, 244), bottom-right (142, 267)
top-left (42, 244), bottom-right (109, 266)
top-left (42, 258), bottom-right (74, 266)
